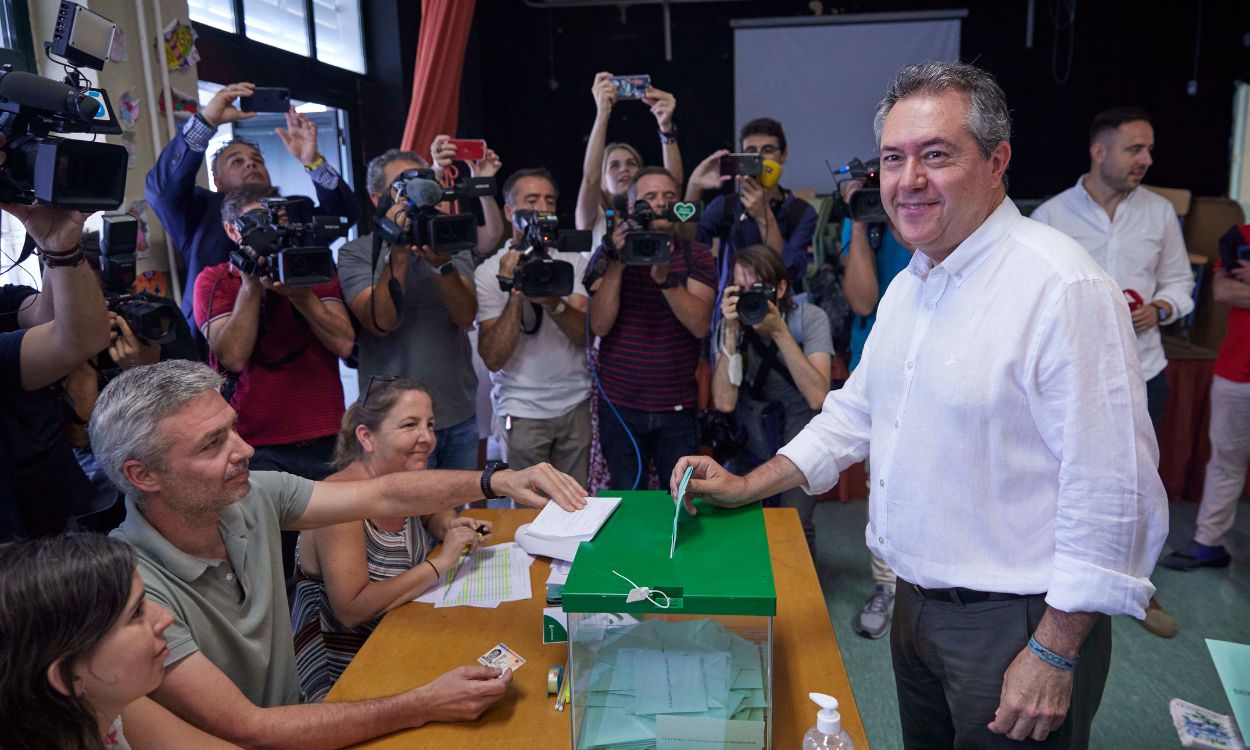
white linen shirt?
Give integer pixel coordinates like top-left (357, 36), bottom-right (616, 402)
top-left (1031, 178), bottom-right (1194, 380)
top-left (474, 240), bottom-right (592, 420)
top-left (778, 198), bottom-right (1167, 618)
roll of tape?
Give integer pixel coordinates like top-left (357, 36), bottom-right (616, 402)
top-left (547, 665), bottom-right (564, 695)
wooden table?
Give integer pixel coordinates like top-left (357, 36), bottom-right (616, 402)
top-left (327, 508), bottom-right (868, 749)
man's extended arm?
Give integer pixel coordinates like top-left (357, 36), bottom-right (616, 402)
top-left (285, 291), bottom-right (354, 358)
top-left (1151, 213), bottom-right (1195, 323)
top-left (292, 464), bottom-right (587, 530)
top-left (153, 651), bottom-right (509, 750)
top-left (144, 118), bottom-right (211, 254)
top-left (202, 272), bottom-right (262, 374)
top-left (588, 261), bottom-right (624, 338)
top-left (477, 295), bottom-right (525, 372)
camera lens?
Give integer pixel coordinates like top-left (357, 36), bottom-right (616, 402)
top-left (737, 292), bottom-right (767, 326)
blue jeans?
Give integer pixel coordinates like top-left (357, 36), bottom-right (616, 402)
top-left (597, 399), bottom-right (699, 492)
top-left (429, 416), bottom-right (480, 471)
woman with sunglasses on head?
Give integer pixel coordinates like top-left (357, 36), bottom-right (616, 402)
top-left (0, 533), bottom-right (237, 749)
top-left (292, 377), bottom-right (491, 701)
top-left (575, 71), bottom-right (683, 248)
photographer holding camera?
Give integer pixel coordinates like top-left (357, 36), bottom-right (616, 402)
top-left (687, 118), bottom-right (817, 288)
top-left (588, 166), bottom-right (715, 491)
top-left (0, 138), bottom-right (112, 538)
top-left (146, 82), bottom-right (361, 329)
top-left (338, 147), bottom-right (496, 472)
top-left (194, 183), bottom-right (353, 483)
top-left (713, 244), bottom-right (832, 552)
top-left (476, 168), bottom-right (592, 484)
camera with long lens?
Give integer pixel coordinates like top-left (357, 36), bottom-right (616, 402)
top-left (830, 156), bottom-right (886, 223)
top-left (731, 282), bottom-right (778, 326)
top-left (507, 210), bottom-right (591, 298)
top-left (376, 168), bottom-right (496, 253)
top-left (96, 213), bottom-right (179, 348)
top-left (230, 196), bottom-right (347, 287)
top-left (0, 2), bottom-right (127, 211)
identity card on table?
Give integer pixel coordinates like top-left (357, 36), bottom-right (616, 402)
top-left (478, 642), bottom-right (526, 673)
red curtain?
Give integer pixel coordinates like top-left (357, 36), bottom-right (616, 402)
top-left (401, 0), bottom-right (477, 154)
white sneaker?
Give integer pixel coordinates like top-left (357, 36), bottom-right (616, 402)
top-left (853, 584), bottom-right (895, 639)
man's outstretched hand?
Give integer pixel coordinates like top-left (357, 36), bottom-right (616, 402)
top-left (668, 455), bottom-right (750, 515)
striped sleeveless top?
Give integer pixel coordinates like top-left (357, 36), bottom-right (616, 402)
top-left (292, 517), bottom-right (431, 702)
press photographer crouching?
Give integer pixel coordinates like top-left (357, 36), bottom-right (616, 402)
top-left (194, 183), bottom-right (353, 481)
top-left (712, 244), bottom-right (832, 552)
top-left (587, 166), bottom-right (716, 491)
top-left (476, 168), bottom-right (592, 484)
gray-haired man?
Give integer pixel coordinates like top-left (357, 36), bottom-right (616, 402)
top-left (672, 62), bottom-right (1167, 748)
top-left (95, 359), bottom-right (585, 747)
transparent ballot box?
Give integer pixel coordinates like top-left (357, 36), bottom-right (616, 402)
top-left (562, 492), bottom-right (777, 750)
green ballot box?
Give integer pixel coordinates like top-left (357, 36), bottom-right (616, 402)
top-left (562, 491), bottom-right (777, 750)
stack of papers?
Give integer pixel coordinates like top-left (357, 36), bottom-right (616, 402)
top-left (412, 542), bottom-right (533, 608)
top-left (515, 497), bottom-right (622, 561)
top-left (572, 618), bottom-right (768, 749)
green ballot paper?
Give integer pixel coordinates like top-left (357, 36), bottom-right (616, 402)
top-left (671, 465), bottom-right (694, 558)
top-left (1206, 638), bottom-right (1250, 735)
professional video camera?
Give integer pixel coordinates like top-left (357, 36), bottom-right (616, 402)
top-left (505, 210), bottom-right (591, 298)
top-left (230, 196), bottom-right (347, 287)
top-left (97, 213), bottom-right (179, 346)
top-left (829, 157), bottom-right (886, 223)
top-left (0, 2), bottom-right (127, 211)
top-left (729, 282), bottom-right (777, 327)
top-left (376, 168), bottom-right (496, 253)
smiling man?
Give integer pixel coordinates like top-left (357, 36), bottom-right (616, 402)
top-left (93, 359), bottom-right (585, 747)
top-left (670, 62), bottom-right (1167, 748)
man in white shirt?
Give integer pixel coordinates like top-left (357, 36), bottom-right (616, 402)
top-left (476, 169), bottom-right (592, 484)
top-left (672, 62), bottom-right (1167, 748)
top-left (1030, 107), bottom-right (1194, 426)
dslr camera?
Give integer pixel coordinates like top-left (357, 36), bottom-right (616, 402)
top-left (505, 210), bottom-right (591, 298)
top-left (376, 168), bottom-right (496, 253)
top-left (730, 282), bottom-right (777, 326)
top-left (0, 2), bottom-right (127, 211)
top-left (830, 157), bottom-right (886, 223)
top-left (96, 213), bottom-right (179, 346)
top-left (230, 196), bottom-right (347, 287)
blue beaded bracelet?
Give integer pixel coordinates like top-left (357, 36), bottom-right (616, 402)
top-left (1028, 635), bottom-right (1077, 671)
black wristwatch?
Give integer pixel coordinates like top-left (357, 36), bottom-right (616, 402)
top-left (436, 260), bottom-right (456, 276)
top-left (481, 461), bottom-right (508, 499)
top-left (658, 126), bottom-right (678, 144)
top-left (656, 275), bottom-right (681, 290)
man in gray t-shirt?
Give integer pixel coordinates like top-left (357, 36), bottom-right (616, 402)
top-left (337, 148), bottom-right (499, 470)
top-left (91, 360), bottom-right (587, 748)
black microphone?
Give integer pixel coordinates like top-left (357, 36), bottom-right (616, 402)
top-left (0, 70), bottom-right (98, 121)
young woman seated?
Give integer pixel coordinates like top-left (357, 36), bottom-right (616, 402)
top-left (292, 377), bottom-right (490, 701)
top-left (0, 533), bottom-right (236, 749)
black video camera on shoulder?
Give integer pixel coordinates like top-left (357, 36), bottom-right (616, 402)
top-left (506, 210), bottom-right (590, 298)
top-left (829, 157), bottom-right (886, 224)
top-left (0, 2), bottom-right (127, 211)
top-left (376, 168), bottom-right (495, 253)
top-left (97, 213), bottom-right (179, 346)
top-left (604, 198), bottom-right (704, 266)
top-left (230, 196), bottom-right (346, 287)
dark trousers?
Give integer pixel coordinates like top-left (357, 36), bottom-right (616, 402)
top-left (1145, 371), bottom-right (1170, 428)
top-left (597, 399), bottom-right (698, 492)
top-left (892, 581), bottom-right (1112, 750)
top-left (250, 435), bottom-right (337, 584)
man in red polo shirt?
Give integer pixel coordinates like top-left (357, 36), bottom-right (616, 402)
top-left (194, 183), bottom-right (355, 578)
top-left (1161, 226), bottom-right (1250, 570)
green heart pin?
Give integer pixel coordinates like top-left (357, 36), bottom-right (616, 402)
top-left (672, 202), bottom-right (696, 222)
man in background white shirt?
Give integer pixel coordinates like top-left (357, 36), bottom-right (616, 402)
top-left (1030, 107), bottom-right (1194, 426)
top-left (672, 62), bottom-right (1167, 749)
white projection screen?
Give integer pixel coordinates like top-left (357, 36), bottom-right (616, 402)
top-left (733, 11), bottom-right (966, 192)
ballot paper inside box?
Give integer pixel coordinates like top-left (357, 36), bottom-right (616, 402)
top-left (561, 492), bottom-right (776, 750)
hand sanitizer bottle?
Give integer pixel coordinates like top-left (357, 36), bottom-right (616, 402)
top-left (803, 692), bottom-right (855, 749)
